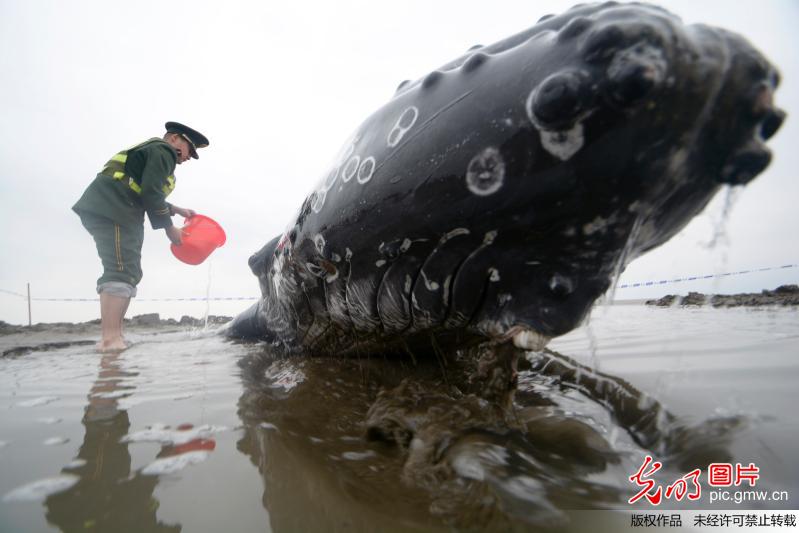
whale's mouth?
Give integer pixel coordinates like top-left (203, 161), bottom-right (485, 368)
top-left (510, 327), bottom-right (551, 351)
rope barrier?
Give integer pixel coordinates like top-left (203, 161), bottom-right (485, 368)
top-left (0, 288), bottom-right (26, 298)
top-left (0, 291), bottom-right (258, 302)
top-left (1, 263), bottom-right (795, 301)
top-left (616, 263), bottom-right (797, 289)
top-left (25, 296), bottom-right (260, 302)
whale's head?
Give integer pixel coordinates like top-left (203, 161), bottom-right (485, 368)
top-left (463, 3), bottom-right (785, 341)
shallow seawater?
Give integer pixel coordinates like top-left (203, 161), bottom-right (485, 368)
top-left (0, 306), bottom-right (797, 532)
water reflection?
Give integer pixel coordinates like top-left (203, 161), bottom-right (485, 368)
top-left (236, 351), bottom-right (449, 532)
top-left (234, 348), bottom-right (626, 530)
top-left (44, 352), bottom-right (181, 533)
top-left (235, 341), bottom-right (745, 531)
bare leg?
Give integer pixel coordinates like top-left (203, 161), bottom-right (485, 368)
top-left (98, 292), bottom-right (130, 352)
top-left (119, 297), bottom-right (131, 343)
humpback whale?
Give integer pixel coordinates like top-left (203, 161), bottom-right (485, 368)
top-left (230, 2), bottom-right (785, 359)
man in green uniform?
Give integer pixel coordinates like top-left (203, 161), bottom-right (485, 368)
top-left (73, 122), bottom-right (209, 351)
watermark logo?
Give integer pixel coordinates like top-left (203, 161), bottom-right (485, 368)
top-left (707, 462), bottom-right (760, 487)
top-left (628, 455), bottom-right (702, 505)
top-left (628, 456), bottom-right (767, 506)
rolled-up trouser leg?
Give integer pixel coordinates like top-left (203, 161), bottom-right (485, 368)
top-left (97, 281), bottom-right (137, 298)
top-left (79, 212), bottom-right (144, 294)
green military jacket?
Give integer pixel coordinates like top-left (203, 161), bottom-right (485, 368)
top-left (73, 138), bottom-right (178, 229)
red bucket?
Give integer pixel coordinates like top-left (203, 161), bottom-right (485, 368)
top-left (171, 214), bottom-right (226, 265)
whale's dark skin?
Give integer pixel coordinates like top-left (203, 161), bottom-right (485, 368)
top-left (230, 2), bottom-right (785, 357)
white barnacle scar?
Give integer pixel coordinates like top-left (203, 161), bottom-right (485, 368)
top-left (539, 124), bottom-right (585, 161)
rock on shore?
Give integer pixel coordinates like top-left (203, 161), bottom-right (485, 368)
top-left (646, 285), bottom-right (799, 307)
top-left (0, 313), bottom-right (233, 336)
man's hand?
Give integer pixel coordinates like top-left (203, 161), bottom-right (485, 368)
top-left (166, 225), bottom-right (183, 246)
top-left (171, 205), bottom-right (197, 218)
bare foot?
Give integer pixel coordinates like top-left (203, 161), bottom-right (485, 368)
top-left (96, 337), bottom-right (129, 353)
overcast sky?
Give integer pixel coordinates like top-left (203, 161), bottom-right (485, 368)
top-left (0, 0), bottom-right (796, 324)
